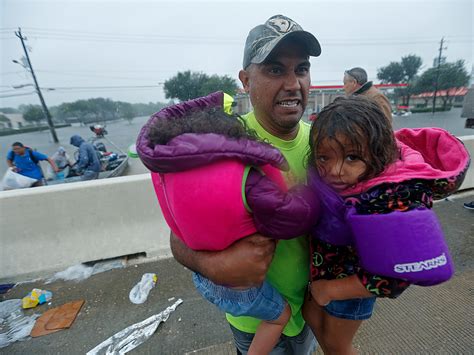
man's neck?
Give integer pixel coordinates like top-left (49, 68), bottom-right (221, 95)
top-left (256, 118), bottom-right (300, 141)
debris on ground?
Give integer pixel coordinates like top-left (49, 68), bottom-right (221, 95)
top-left (47, 264), bottom-right (94, 283)
top-left (30, 300), bottom-right (84, 337)
top-left (0, 284), bottom-right (15, 295)
top-left (22, 289), bottom-right (53, 309)
top-left (0, 299), bottom-right (39, 348)
top-left (129, 273), bottom-right (157, 305)
top-left (47, 258), bottom-right (127, 284)
top-left (87, 298), bottom-right (183, 355)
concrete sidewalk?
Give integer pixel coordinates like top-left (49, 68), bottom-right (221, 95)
top-left (1, 193), bottom-right (473, 354)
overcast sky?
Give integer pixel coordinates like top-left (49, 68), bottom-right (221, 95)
top-left (1, 0), bottom-right (472, 108)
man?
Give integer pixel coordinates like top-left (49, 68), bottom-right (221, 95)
top-left (170, 15), bottom-right (321, 354)
top-left (6, 142), bottom-right (58, 187)
top-left (69, 135), bottom-right (101, 180)
top-left (343, 67), bottom-right (393, 123)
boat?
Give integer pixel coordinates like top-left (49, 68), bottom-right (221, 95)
top-left (47, 125), bottom-right (129, 185)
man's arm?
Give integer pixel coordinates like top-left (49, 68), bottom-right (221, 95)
top-left (170, 232), bottom-right (276, 288)
top-left (6, 158), bottom-right (15, 170)
top-left (47, 158), bottom-right (59, 173)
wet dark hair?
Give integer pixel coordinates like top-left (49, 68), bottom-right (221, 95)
top-left (308, 96), bottom-right (399, 182)
top-left (148, 107), bottom-right (257, 146)
top-left (12, 142), bottom-right (24, 148)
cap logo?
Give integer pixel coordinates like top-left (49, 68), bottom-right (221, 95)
top-left (267, 18), bottom-right (294, 34)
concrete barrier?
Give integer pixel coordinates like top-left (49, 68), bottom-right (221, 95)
top-left (0, 174), bottom-right (171, 281)
top-left (1, 136), bottom-right (473, 281)
top-left (459, 135), bottom-right (474, 190)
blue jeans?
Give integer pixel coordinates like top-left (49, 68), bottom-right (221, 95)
top-left (192, 272), bottom-right (285, 321)
top-left (324, 297), bottom-right (376, 320)
top-left (230, 323), bottom-right (317, 355)
top-left (81, 170), bottom-right (99, 181)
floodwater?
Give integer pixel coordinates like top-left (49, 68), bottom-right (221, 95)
top-left (1, 108), bottom-right (472, 179)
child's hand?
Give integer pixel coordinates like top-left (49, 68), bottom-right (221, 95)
top-left (310, 280), bottom-right (333, 306)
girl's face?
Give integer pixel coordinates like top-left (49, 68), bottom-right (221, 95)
top-left (316, 133), bottom-right (368, 192)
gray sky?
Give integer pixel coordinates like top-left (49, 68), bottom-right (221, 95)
top-left (1, 0), bottom-right (472, 108)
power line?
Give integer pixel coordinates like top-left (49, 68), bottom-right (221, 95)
top-left (0, 91), bottom-right (36, 99)
top-left (50, 84), bottom-right (163, 90)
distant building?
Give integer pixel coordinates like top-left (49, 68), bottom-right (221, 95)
top-left (411, 87), bottom-right (468, 108)
top-left (0, 112), bottom-right (26, 129)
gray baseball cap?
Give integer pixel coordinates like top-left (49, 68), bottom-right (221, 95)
top-left (243, 14), bottom-right (321, 69)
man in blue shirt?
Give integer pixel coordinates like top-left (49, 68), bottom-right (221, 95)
top-left (6, 142), bottom-right (58, 187)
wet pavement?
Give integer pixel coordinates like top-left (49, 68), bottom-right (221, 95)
top-left (1, 192), bottom-right (473, 354)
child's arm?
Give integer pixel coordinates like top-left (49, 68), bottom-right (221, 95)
top-left (245, 168), bottom-right (320, 239)
top-left (310, 272), bottom-right (410, 306)
top-left (310, 275), bottom-right (371, 306)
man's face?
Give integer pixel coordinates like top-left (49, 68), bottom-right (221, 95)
top-left (12, 145), bottom-right (25, 155)
top-left (239, 42), bottom-right (311, 137)
top-left (343, 74), bottom-right (359, 95)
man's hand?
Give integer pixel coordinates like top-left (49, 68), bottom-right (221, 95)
top-left (170, 233), bottom-right (276, 288)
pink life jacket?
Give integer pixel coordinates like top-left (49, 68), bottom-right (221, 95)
top-left (151, 160), bottom-right (287, 251)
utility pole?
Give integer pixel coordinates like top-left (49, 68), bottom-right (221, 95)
top-left (14, 27), bottom-right (58, 143)
top-left (432, 37), bottom-right (447, 115)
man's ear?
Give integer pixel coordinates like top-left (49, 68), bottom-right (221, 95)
top-left (239, 69), bottom-right (250, 93)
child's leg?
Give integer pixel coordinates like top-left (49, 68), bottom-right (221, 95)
top-left (318, 311), bottom-right (362, 355)
top-left (304, 292), bottom-right (367, 354)
top-left (248, 303), bottom-right (291, 355)
top-left (302, 292), bottom-right (326, 352)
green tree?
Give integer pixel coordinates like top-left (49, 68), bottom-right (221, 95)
top-left (415, 60), bottom-right (469, 109)
top-left (201, 74), bottom-right (239, 98)
top-left (164, 71), bottom-right (207, 101)
top-left (23, 105), bottom-right (45, 124)
top-left (400, 55), bottom-right (423, 106)
top-left (377, 62), bottom-right (405, 84)
top-left (0, 107), bottom-right (19, 114)
top-left (164, 71), bottom-right (238, 101)
top-left (116, 101), bottom-right (136, 124)
top-left (378, 55), bottom-right (423, 107)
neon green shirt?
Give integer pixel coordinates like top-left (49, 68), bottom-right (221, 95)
top-left (226, 111), bottom-right (311, 336)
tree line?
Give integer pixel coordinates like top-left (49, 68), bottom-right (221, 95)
top-left (0, 71), bottom-right (238, 126)
top-left (377, 55), bottom-right (469, 109)
top-left (1, 99), bottom-right (167, 125)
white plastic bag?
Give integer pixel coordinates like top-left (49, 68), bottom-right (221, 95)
top-left (1, 168), bottom-right (37, 190)
top-left (129, 273), bottom-right (157, 304)
top-left (0, 299), bottom-right (39, 348)
top-left (46, 264), bottom-right (94, 283)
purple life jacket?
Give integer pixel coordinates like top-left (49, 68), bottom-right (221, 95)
top-left (309, 127), bottom-right (469, 286)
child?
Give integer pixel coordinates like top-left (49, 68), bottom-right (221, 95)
top-left (136, 92), bottom-right (320, 355)
top-left (302, 96), bottom-right (469, 354)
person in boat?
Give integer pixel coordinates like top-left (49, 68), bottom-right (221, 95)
top-left (69, 135), bottom-right (101, 181)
